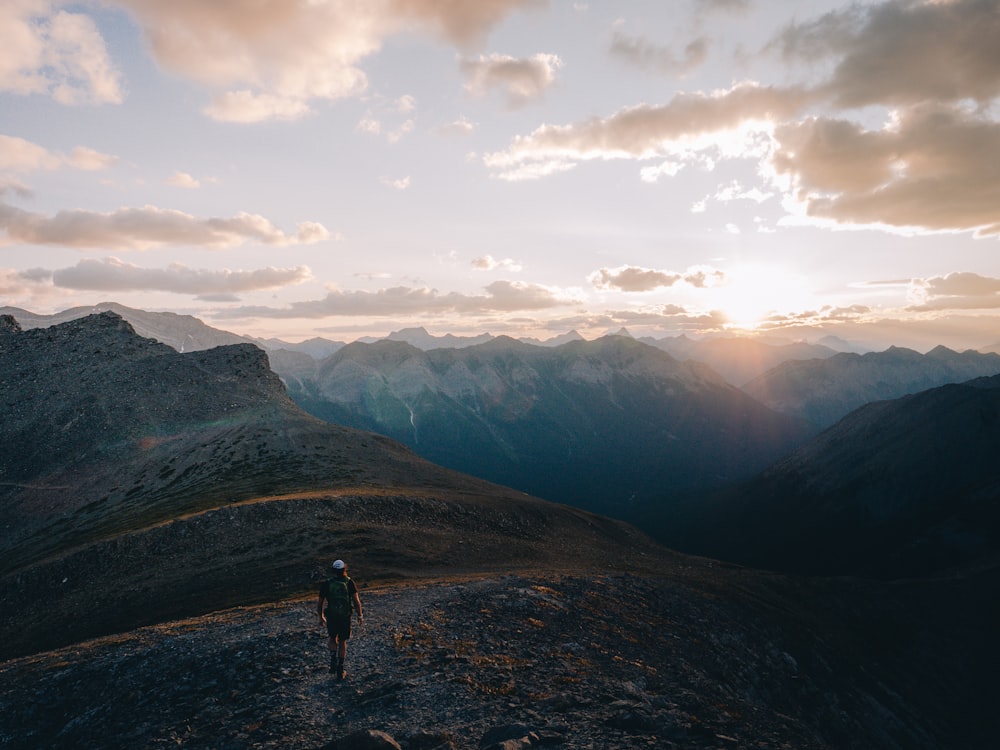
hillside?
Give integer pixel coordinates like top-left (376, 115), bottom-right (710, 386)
top-left (281, 335), bottom-right (815, 516)
top-left (0, 312), bottom-right (661, 658)
top-left (742, 345), bottom-right (1000, 427)
top-left (648, 375), bottom-right (1000, 578)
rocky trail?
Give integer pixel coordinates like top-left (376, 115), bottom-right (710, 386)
top-left (0, 570), bottom-right (988, 749)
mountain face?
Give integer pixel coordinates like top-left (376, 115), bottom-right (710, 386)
top-left (1, 302), bottom-right (256, 353)
top-left (642, 335), bottom-right (840, 386)
top-left (0, 312), bottom-right (661, 658)
top-left (279, 335), bottom-right (815, 517)
top-left (742, 345), bottom-right (1000, 427)
top-left (650, 374), bottom-right (1000, 577)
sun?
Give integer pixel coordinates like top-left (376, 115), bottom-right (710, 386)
top-left (711, 263), bottom-right (815, 330)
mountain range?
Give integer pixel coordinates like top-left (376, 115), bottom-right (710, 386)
top-left (281, 334), bottom-right (815, 516)
top-left (743, 345), bottom-right (1000, 427)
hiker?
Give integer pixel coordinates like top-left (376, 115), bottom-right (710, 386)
top-left (318, 559), bottom-right (363, 679)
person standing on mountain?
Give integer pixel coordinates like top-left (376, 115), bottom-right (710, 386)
top-left (318, 559), bottom-right (363, 679)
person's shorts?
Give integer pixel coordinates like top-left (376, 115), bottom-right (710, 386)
top-left (326, 614), bottom-right (351, 641)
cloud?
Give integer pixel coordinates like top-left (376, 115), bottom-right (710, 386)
top-left (25, 257), bottom-right (311, 297)
top-left (380, 176), bottom-right (411, 190)
top-left (589, 265), bottom-right (725, 292)
top-left (484, 82), bottom-right (814, 178)
top-left (0, 2), bottom-right (123, 105)
top-left (395, 94), bottom-right (416, 113)
top-left (389, 0), bottom-right (547, 47)
top-left (472, 255), bottom-right (523, 272)
top-left (776, 0), bottom-right (1000, 108)
top-left (113, 0), bottom-right (544, 122)
top-left (485, 1), bottom-right (1000, 237)
top-left (203, 91), bottom-right (314, 123)
top-left (67, 146), bottom-right (118, 171)
top-left (610, 32), bottom-right (708, 77)
top-left (908, 272), bottom-right (1000, 311)
top-left (215, 279), bottom-right (577, 319)
top-left (166, 171), bottom-right (200, 189)
top-left (436, 117), bottom-right (477, 136)
top-left (461, 53), bottom-right (562, 108)
top-left (772, 104), bottom-right (1000, 236)
top-left (0, 199), bottom-right (331, 249)
top-left (0, 134), bottom-right (117, 175)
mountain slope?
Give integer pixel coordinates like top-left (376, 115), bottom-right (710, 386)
top-left (0, 312), bottom-right (664, 658)
top-left (650, 375), bottom-right (1000, 577)
top-left (282, 335), bottom-right (815, 516)
top-left (742, 345), bottom-right (1000, 427)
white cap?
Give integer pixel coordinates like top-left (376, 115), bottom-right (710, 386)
top-left (332, 559), bottom-right (345, 570)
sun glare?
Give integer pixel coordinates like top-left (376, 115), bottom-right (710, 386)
top-left (712, 263), bottom-right (815, 330)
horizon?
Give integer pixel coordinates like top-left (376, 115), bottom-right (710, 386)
top-left (3, 1), bottom-right (1000, 353)
top-left (5, 299), bottom-right (975, 355)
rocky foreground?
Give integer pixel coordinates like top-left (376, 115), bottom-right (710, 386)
top-left (2, 568), bottom-right (993, 750)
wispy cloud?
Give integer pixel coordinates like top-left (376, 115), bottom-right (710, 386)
top-left (21, 257), bottom-right (311, 297)
top-left (380, 176), bottom-right (411, 191)
top-left (0, 199), bottom-right (331, 250)
top-left (165, 171), bottom-right (201, 189)
top-left (461, 52), bottom-right (562, 108)
top-left (484, 83), bottom-right (814, 179)
top-left (590, 265), bottom-right (725, 292)
top-left (472, 255), bottom-right (523, 272)
top-left (215, 279), bottom-right (578, 319)
top-left (0, 135), bottom-right (117, 175)
top-left (610, 32), bottom-right (708, 77)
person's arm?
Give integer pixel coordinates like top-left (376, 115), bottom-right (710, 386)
top-left (352, 591), bottom-right (363, 622)
top-left (317, 585), bottom-right (327, 623)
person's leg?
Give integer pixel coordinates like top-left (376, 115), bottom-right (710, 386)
top-left (328, 634), bottom-right (339, 673)
top-left (336, 622), bottom-right (350, 678)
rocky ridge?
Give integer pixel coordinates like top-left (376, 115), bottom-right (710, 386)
top-left (3, 566), bottom-right (993, 750)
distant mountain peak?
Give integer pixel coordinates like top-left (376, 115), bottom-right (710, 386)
top-left (607, 327), bottom-right (633, 338)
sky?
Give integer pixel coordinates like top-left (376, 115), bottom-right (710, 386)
top-left (2, 0), bottom-right (1000, 351)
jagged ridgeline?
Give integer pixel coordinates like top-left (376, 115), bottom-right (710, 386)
top-left (0, 312), bottom-right (665, 658)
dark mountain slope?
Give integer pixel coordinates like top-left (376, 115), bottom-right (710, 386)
top-left (0, 313), bottom-right (663, 658)
top-left (651, 375), bottom-right (1000, 577)
top-left (743, 345), bottom-right (1000, 427)
top-left (285, 335), bottom-right (815, 516)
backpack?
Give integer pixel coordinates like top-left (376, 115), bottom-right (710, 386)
top-left (326, 577), bottom-right (352, 618)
